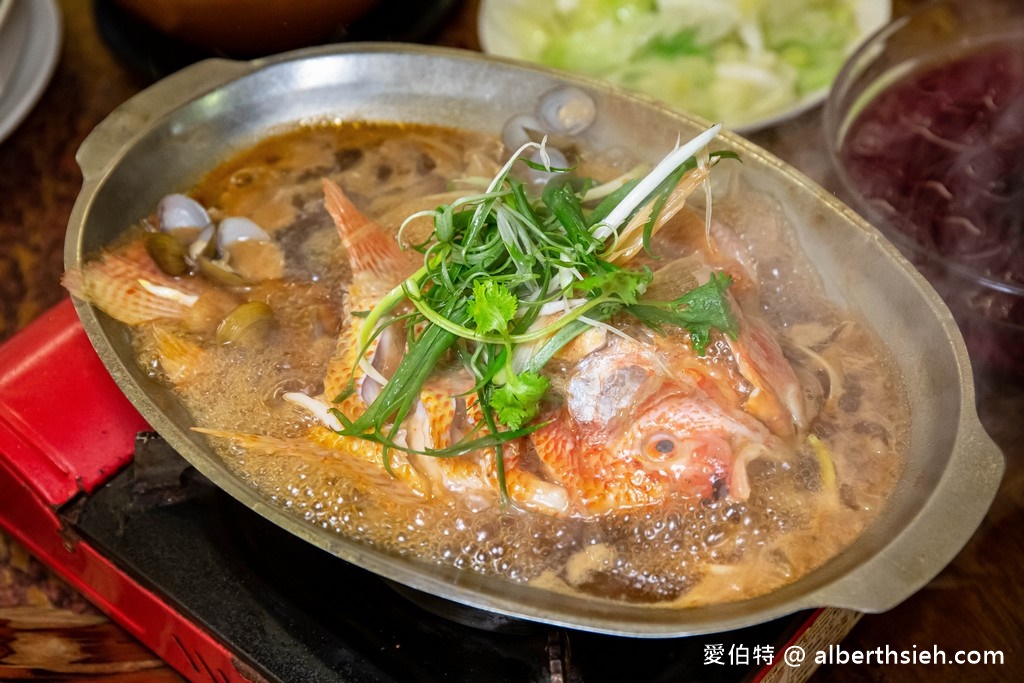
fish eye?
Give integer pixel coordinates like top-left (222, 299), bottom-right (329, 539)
top-left (644, 433), bottom-right (679, 459)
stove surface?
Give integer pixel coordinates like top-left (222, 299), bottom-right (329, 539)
top-left (68, 433), bottom-right (805, 683)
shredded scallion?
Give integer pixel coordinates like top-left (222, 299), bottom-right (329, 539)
top-left (336, 126), bottom-right (740, 502)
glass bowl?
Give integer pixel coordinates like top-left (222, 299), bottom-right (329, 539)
top-left (110, 0), bottom-right (381, 56)
top-left (824, 0), bottom-right (1024, 379)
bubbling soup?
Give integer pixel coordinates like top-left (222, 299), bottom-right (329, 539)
top-left (65, 121), bottom-right (907, 606)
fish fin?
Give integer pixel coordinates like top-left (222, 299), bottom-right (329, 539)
top-left (306, 425), bottom-right (431, 498)
top-left (192, 428), bottom-right (340, 465)
top-left (64, 242), bottom-right (202, 325)
top-left (505, 469), bottom-right (569, 516)
top-left (730, 313), bottom-right (806, 436)
top-left (196, 426), bottom-right (427, 502)
top-left (321, 178), bottom-right (414, 280)
top-left (150, 324), bottom-right (205, 385)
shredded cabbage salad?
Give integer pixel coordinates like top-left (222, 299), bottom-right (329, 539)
top-left (499, 0), bottom-right (860, 127)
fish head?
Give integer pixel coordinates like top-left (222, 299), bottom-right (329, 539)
top-left (535, 343), bottom-right (772, 516)
top-left (601, 390), bottom-right (750, 502)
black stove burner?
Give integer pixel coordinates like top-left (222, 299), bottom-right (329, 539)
top-left (65, 434), bottom-right (805, 682)
top-left (94, 0), bottom-right (462, 82)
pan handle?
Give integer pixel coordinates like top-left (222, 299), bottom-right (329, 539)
top-left (801, 407), bottom-right (1004, 613)
top-left (75, 58), bottom-right (253, 182)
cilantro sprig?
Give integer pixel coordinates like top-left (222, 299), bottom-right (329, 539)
top-left (629, 271), bottom-right (739, 354)
top-left (469, 279), bottom-right (550, 429)
top-left (336, 124), bottom-right (739, 503)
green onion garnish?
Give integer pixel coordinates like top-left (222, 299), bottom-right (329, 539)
top-left (338, 125), bottom-right (740, 502)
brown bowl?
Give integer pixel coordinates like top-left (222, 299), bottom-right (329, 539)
top-left (112, 0), bottom-right (380, 56)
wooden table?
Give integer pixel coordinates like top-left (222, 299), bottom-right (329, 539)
top-left (0, 1), bottom-right (1020, 681)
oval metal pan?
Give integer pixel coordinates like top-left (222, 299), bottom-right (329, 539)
top-left (64, 43), bottom-right (1004, 637)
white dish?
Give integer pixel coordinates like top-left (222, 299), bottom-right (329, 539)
top-left (0, 0), bottom-right (61, 144)
top-left (478, 0), bottom-right (890, 134)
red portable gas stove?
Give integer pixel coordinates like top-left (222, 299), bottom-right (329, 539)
top-left (0, 299), bottom-right (858, 682)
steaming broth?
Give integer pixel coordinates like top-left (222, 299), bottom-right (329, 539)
top-left (92, 122), bottom-right (907, 606)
